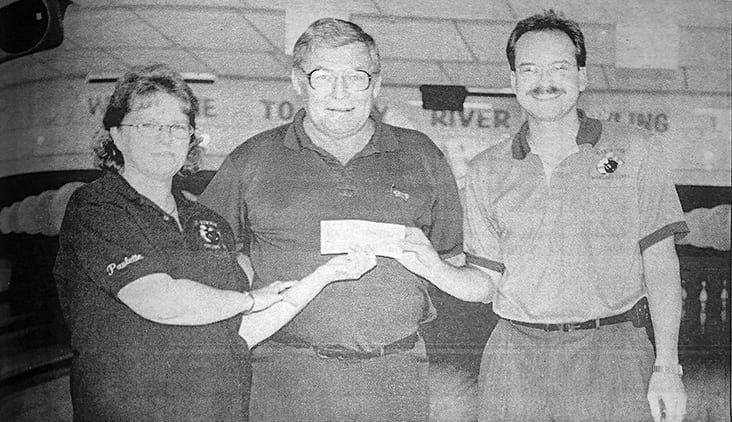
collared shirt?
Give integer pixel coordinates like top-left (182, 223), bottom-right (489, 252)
top-left (53, 172), bottom-right (250, 420)
top-left (200, 108), bottom-right (463, 348)
top-left (464, 110), bottom-right (688, 323)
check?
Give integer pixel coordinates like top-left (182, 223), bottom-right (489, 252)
top-left (320, 219), bottom-right (405, 258)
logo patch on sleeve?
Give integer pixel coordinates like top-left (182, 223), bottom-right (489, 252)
top-left (196, 220), bottom-right (225, 250)
top-left (106, 254), bottom-right (144, 276)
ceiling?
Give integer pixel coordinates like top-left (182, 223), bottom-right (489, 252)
top-left (0, 0), bottom-right (730, 92)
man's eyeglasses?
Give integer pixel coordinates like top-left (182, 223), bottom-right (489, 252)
top-left (119, 123), bottom-right (193, 141)
top-left (516, 62), bottom-right (575, 78)
top-left (300, 68), bottom-right (377, 94)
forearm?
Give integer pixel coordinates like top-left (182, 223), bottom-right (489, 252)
top-left (238, 268), bottom-right (330, 347)
top-left (118, 273), bottom-right (252, 325)
top-left (426, 259), bottom-right (498, 303)
top-left (643, 238), bottom-right (683, 365)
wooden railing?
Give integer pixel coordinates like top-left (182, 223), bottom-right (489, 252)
top-left (679, 256), bottom-right (731, 350)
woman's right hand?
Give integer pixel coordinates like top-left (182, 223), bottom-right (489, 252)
top-left (315, 245), bottom-right (377, 284)
top-left (247, 280), bottom-right (294, 312)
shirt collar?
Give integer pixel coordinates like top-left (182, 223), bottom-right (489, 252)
top-left (103, 170), bottom-right (192, 214)
top-left (284, 108), bottom-right (400, 154)
top-left (104, 170), bottom-right (142, 202)
top-left (511, 109), bottom-right (603, 160)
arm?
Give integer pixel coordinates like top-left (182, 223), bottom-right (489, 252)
top-left (634, 137), bottom-right (688, 422)
top-left (118, 273), bottom-right (287, 325)
top-left (238, 247), bottom-right (376, 347)
top-left (396, 227), bottom-right (498, 303)
top-left (643, 237), bottom-right (686, 422)
top-left (392, 141), bottom-right (500, 302)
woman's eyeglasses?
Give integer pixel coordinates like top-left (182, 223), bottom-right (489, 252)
top-left (118, 123), bottom-right (193, 140)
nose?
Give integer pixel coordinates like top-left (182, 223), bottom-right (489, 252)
top-left (155, 126), bottom-right (175, 144)
top-left (537, 67), bottom-right (554, 86)
top-left (330, 75), bottom-right (348, 99)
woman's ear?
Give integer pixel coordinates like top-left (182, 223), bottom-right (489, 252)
top-left (110, 126), bottom-right (122, 144)
top-left (109, 126), bottom-right (128, 153)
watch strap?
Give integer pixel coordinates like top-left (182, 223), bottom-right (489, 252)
top-left (653, 364), bottom-right (683, 376)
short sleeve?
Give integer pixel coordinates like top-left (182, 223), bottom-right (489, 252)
top-left (463, 165), bottom-right (505, 273)
top-left (637, 137), bottom-right (689, 252)
top-left (426, 147), bottom-right (464, 259)
top-left (57, 194), bottom-right (171, 296)
top-left (199, 155), bottom-right (249, 251)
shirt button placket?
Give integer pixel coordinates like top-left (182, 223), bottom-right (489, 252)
top-left (336, 165), bottom-right (356, 198)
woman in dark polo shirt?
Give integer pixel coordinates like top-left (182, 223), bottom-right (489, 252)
top-left (53, 64), bottom-right (374, 421)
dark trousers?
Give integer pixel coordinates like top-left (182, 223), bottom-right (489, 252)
top-left (249, 338), bottom-right (430, 422)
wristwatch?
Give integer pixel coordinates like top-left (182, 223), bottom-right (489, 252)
top-left (653, 364), bottom-right (683, 376)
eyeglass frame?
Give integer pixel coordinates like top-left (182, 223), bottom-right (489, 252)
top-left (298, 67), bottom-right (379, 94)
top-left (514, 60), bottom-right (579, 79)
top-left (118, 123), bottom-right (194, 141)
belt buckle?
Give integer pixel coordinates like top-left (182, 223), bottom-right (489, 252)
top-left (314, 346), bottom-right (343, 360)
top-left (561, 323), bottom-right (579, 332)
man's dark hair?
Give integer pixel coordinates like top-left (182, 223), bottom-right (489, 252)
top-left (506, 9), bottom-right (586, 71)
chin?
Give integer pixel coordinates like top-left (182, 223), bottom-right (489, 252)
top-left (327, 124), bottom-right (361, 135)
top-left (146, 169), bottom-right (176, 180)
top-left (319, 118), bottom-right (366, 137)
top-left (525, 106), bottom-right (575, 122)
top-left (145, 162), bottom-right (181, 178)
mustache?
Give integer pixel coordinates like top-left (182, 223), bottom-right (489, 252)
top-left (529, 86), bottom-right (564, 96)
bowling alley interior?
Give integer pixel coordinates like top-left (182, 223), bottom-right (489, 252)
top-left (1, 1), bottom-right (730, 420)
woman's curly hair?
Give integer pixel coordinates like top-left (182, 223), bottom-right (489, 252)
top-left (93, 63), bottom-right (203, 176)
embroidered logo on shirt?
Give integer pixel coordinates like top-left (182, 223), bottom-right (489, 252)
top-left (106, 254), bottom-right (143, 276)
top-left (391, 184), bottom-right (410, 201)
top-left (197, 220), bottom-right (224, 250)
top-left (596, 152), bottom-right (624, 175)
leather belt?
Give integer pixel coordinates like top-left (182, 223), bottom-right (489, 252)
top-left (281, 332), bottom-right (420, 360)
top-left (506, 298), bottom-right (649, 332)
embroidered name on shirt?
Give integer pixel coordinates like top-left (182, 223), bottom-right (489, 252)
top-left (391, 184), bottom-right (410, 201)
top-left (106, 254), bottom-right (143, 276)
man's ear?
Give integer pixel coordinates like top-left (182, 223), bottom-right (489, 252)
top-left (291, 68), bottom-right (304, 96)
top-left (510, 71), bottom-right (517, 94)
top-left (578, 67), bottom-right (588, 92)
top-left (371, 73), bottom-right (382, 99)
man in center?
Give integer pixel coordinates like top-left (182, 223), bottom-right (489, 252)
top-left (199, 18), bottom-right (462, 421)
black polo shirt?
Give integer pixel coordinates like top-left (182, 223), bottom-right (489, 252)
top-left (200, 109), bottom-right (463, 348)
top-left (54, 171), bottom-right (250, 421)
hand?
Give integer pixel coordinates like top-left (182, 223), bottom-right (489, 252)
top-left (248, 280), bottom-right (295, 312)
top-left (647, 372), bottom-right (686, 422)
top-left (395, 227), bottom-right (443, 279)
top-left (316, 245), bottom-right (377, 283)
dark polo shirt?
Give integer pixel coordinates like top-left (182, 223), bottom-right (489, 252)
top-left (464, 110), bottom-right (688, 323)
top-left (54, 172), bottom-right (250, 421)
top-left (200, 109), bottom-right (463, 348)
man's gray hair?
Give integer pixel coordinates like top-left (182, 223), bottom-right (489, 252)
top-left (292, 18), bottom-right (381, 74)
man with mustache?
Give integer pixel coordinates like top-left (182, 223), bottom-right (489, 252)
top-left (395, 10), bottom-right (688, 422)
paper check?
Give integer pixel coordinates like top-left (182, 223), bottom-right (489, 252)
top-left (320, 219), bottom-right (405, 258)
